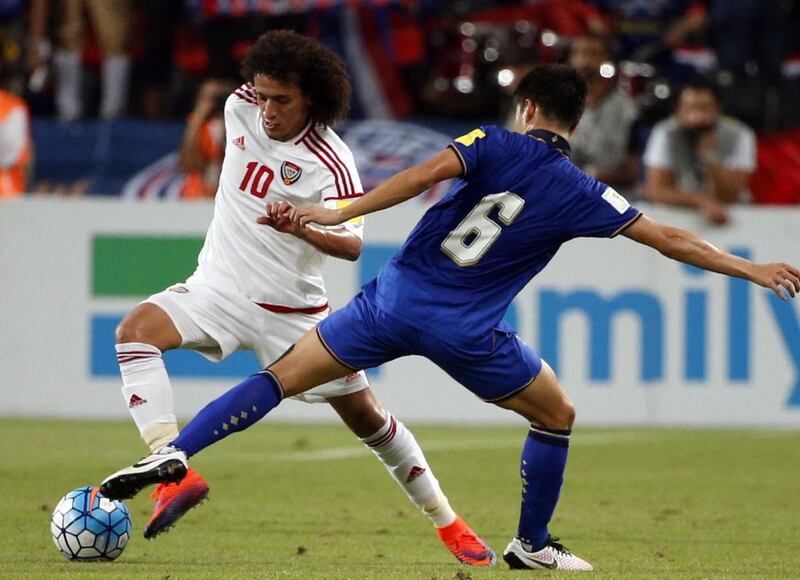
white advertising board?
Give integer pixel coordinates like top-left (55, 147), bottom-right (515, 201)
top-left (1, 199), bottom-right (798, 426)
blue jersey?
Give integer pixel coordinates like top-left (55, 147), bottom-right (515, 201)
top-left (372, 125), bottom-right (641, 341)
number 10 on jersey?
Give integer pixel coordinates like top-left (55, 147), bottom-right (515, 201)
top-left (239, 162), bottom-right (274, 198)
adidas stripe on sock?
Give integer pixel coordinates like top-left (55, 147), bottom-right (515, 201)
top-left (117, 342), bottom-right (178, 451)
top-left (360, 413), bottom-right (456, 528)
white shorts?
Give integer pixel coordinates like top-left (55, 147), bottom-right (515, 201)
top-left (144, 277), bottom-right (369, 403)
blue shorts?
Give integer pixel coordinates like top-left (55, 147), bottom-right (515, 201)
top-left (317, 288), bottom-right (542, 402)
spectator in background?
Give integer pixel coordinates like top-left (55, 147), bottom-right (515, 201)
top-left (521, 0), bottom-right (607, 39)
top-left (187, 1), bottom-right (306, 80)
top-left (568, 33), bottom-right (638, 193)
top-left (643, 77), bottom-right (755, 225)
top-left (706, 0), bottom-right (787, 130)
top-left (0, 61), bottom-right (32, 197)
top-left (0, 0), bottom-right (30, 96)
top-left (140, 0), bottom-right (185, 120)
top-left (178, 78), bottom-right (236, 199)
top-left (708, 0), bottom-right (785, 87)
top-left (42, 0), bottom-right (133, 120)
top-left (590, 0), bottom-right (707, 69)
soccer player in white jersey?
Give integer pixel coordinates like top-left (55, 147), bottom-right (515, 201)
top-left (112, 30), bottom-right (494, 566)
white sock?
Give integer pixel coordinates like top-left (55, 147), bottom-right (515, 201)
top-left (53, 49), bottom-right (82, 121)
top-left (142, 423), bottom-right (179, 453)
top-left (361, 414), bottom-right (457, 528)
top-left (117, 342), bottom-right (179, 452)
top-left (100, 55), bottom-right (130, 119)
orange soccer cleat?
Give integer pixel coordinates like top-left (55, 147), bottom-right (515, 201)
top-left (436, 515), bottom-right (496, 566)
top-left (143, 467), bottom-right (210, 539)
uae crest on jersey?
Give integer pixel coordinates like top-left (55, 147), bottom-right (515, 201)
top-left (280, 161), bottom-right (302, 185)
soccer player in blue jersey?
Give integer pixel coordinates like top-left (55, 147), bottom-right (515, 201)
top-left (101, 65), bottom-right (800, 570)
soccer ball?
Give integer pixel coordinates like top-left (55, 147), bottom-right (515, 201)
top-left (50, 486), bottom-right (132, 561)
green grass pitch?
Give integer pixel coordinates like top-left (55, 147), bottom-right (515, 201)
top-left (1, 419), bottom-right (799, 579)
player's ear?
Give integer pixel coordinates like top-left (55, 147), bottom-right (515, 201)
top-left (523, 99), bottom-right (536, 125)
top-left (513, 99), bottom-right (534, 133)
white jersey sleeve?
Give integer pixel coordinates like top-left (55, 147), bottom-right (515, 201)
top-left (311, 130), bottom-right (365, 238)
top-left (190, 83), bottom-right (366, 308)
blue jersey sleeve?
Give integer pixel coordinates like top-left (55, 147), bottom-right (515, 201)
top-left (449, 126), bottom-right (534, 183)
top-left (566, 180), bottom-right (642, 238)
top-left (449, 126), bottom-right (489, 178)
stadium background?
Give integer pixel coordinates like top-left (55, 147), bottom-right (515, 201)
top-left (1, 1), bottom-right (800, 577)
top-left (1, 0), bottom-right (798, 426)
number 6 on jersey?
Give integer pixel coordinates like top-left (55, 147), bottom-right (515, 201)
top-left (441, 192), bottom-right (525, 266)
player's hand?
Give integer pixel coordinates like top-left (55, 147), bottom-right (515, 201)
top-left (292, 205), bottom-right (344, 228)
top-left (748, 262), bottom-right (800, 300)
top-left (257, 201), bottom-right (305, 236)
top-left (695, 126), bottom-right (717, 157)
top-left (701, 198), bottom-right (729, 226)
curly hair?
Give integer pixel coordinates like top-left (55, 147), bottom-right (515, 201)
top-left (241, 30), bottom-right (351, 127)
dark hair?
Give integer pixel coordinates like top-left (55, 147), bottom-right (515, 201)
top-left (241, 30), bottom-right (351, 127)
top-left (514, 64), bottom-right (587, 131)
top-left (679, 76), bottom-right (722, 104)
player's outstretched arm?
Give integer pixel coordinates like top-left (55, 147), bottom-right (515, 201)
top-left (257, 200), bottom-right (362, 261)
top-left (622, 215), bottom-right (800, 299)
top-left (292, 148), bottom-right (463, 227)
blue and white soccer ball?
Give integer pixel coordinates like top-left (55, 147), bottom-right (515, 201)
top-left (50, 486), bottom-right (132, 561)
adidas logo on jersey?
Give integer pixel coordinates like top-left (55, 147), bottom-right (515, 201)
top-left (128, 394), bottom-right (148, 408)
top-left (232, 135), bottom-right (245, 150)
top-left (405, 465), bottom-right (426, 483)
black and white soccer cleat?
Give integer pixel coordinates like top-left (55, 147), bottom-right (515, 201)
top-left (503, 535), bottom-right (593, 571)
top-left (100, 447), bottom-right (188, 500)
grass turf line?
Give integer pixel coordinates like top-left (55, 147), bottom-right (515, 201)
top-left (1, 419), bottom-right (798, 579)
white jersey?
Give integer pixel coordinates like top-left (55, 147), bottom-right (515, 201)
top-left (191, 83), bottom-right (364, 308)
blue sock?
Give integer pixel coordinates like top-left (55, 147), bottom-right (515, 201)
top-left (516, 425), bottom-right (571, 551)
top-left (171, 371), bottom-right (283, 457)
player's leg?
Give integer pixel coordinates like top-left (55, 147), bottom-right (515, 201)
top-left (327, 389), bottom-right (452, 521)
top-left (115, 299), bottom-right (213, 538)
top-left (326, 389), bottom-right (495, 566)
top-left (289, 306), bottom-right (483, 559)
top-left (251, 304), bottom-right (493, 565)
top-left (492, 362), bottom-right (591, 570)
top-left (117, 279), bottom-right (258, 537)
top-left (86, 0), bottom-right (131, 119)
top-left (115, 302), bottom-right (182, 450)
top-left (99, 326), bottom-right (347, 500)
top-left (176, 327), bottom-right (348, 455)
top-left (169, 290), bottom-right (395, 454)
top-left (99, 288), bottom-right (400, 499)
top-left (428, 333), bottom-right (590, 571)
top-left (54, 0), bottom-right (85, 121)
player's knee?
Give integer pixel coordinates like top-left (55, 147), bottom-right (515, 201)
top-left (539, 398), bottom-right (575, 430)
top-left (327, 390), bottom-right (387, 437)
top-left (115, 304), bottom-right (182, 351)
top-left (562, 400), bottom-right (576, 429)
top-left (347, 404), bottom-right (382, 432)
top-left (115, 315), bottom-right (154, 345)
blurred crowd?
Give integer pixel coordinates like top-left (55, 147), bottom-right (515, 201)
top-left (2, 0), bottom-right (800, 211)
